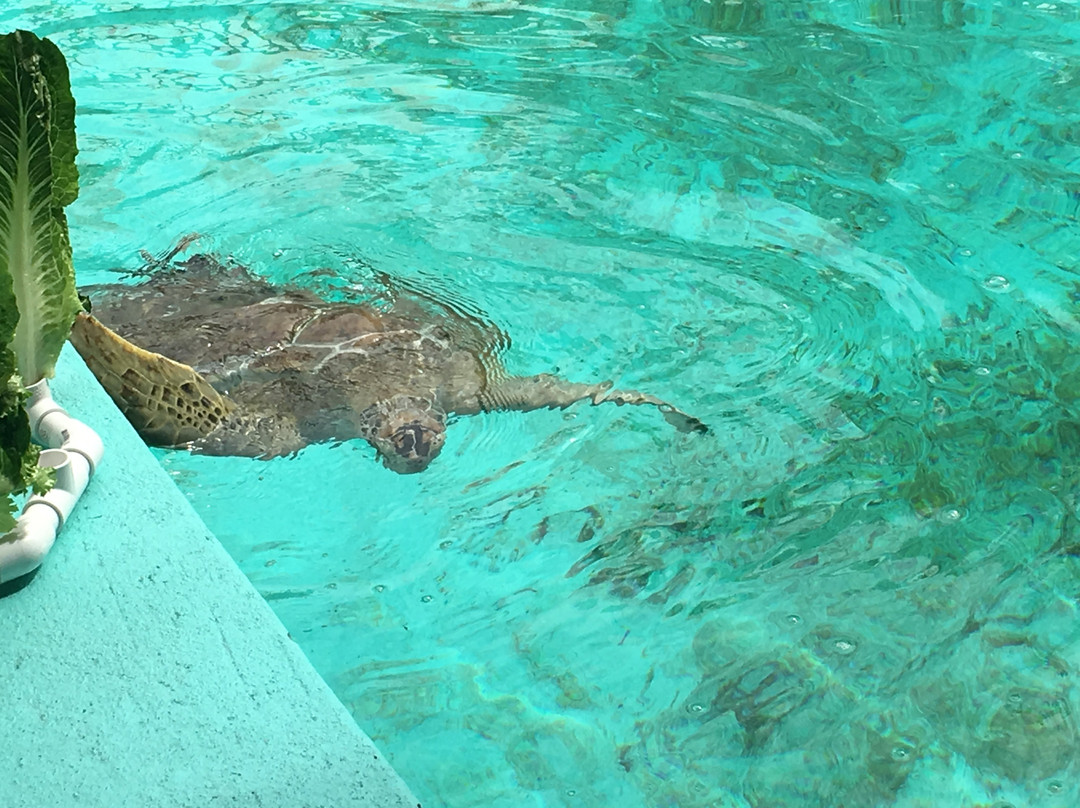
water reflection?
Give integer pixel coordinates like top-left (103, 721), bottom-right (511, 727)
top-left (10, 0), bottom-right (1080, 805)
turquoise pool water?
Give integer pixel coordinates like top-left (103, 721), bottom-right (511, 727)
top-left (6, 1), bottom-right (1080, 805)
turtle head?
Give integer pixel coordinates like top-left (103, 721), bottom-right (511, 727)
top-left (361, 396), bottom-right (446, 474)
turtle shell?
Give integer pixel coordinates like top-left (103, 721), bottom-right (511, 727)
top-left (81, 256), bottom-right (506, 445)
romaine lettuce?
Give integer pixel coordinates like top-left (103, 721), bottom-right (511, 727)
top-left (0, 30), bottom-right (80, 385)
top-left (0, 30), bottom-right (80, 533)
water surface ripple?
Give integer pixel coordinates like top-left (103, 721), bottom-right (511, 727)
top-left (6, 1), bottom-right (1080, 806)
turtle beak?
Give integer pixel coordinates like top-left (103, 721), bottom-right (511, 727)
top-left (382, 420), bottom-right (446, 474)
top-left (361, 396), bottom-right (447, 474)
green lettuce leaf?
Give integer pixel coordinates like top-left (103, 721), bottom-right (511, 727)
top-left (0, 367), bottom-right (34, 534)
top-left (0, 30), bottom-right (78, 536)
top-left (0, 29), bottom-right (80, 385)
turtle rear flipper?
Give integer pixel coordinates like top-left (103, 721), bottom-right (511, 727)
top-left (481, 373), bottom-right (708, 433)
top-left (69, 311), bottom-right (236, 447)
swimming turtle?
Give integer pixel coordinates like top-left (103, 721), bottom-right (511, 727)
top-left (70, 247), bottom-right (706, 474)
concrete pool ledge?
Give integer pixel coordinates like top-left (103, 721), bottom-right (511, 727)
top-left (0, 345), bottom-right (420, 808)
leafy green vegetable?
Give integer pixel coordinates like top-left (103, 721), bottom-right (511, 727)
top-left (0, 29), bottom-right (80, 385)
top-left (0, 371), bottom-right (50, 534)
top-left (0, 360), bottom-right (30, 533)
top-left (0, 30), bottom-right (79, 534)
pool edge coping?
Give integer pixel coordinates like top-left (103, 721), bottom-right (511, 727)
top-left (0, 343), bottom-right (420, 808)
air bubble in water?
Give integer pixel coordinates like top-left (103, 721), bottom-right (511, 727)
top-left (984, 275), bottom-right (1010, 291)
top-left (833, 639), bottom-right (857, 655)
top-left (421, 594), bottom-right (434, 603)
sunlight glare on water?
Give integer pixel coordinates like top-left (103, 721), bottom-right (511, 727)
top-left (5, 0), bottom-right (1080, 805)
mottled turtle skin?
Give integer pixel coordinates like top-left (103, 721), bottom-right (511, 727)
top-left (71, 253), bottom-right (706, 473)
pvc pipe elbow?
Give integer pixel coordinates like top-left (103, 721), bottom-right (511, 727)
top-left (0, 380), bottom-right (105, 586)
top-left (25, 379), bottom-right (105, 470)
top-left (0, 501), bottom-right (60, 584)
top-left (40, 411), bottom-right (105, 471)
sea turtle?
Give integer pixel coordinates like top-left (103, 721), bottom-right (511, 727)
top-left (70, 247), bottom-right (706, 474)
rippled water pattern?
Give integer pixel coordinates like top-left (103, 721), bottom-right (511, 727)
top-left (7, 1), bottom-right (1080, 805)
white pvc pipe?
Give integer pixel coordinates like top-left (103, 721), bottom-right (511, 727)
top-left (0, 379), bottom-right (105, 585)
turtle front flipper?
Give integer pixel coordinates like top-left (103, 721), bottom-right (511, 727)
top-left (69, 311), bottom-right (236, 447)
top-left (190, 411), bottom-right (306, 460)
top-left (594, 388), bottom-right (709, 434)
top-left (480, 373), bottom-right (708, 434)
